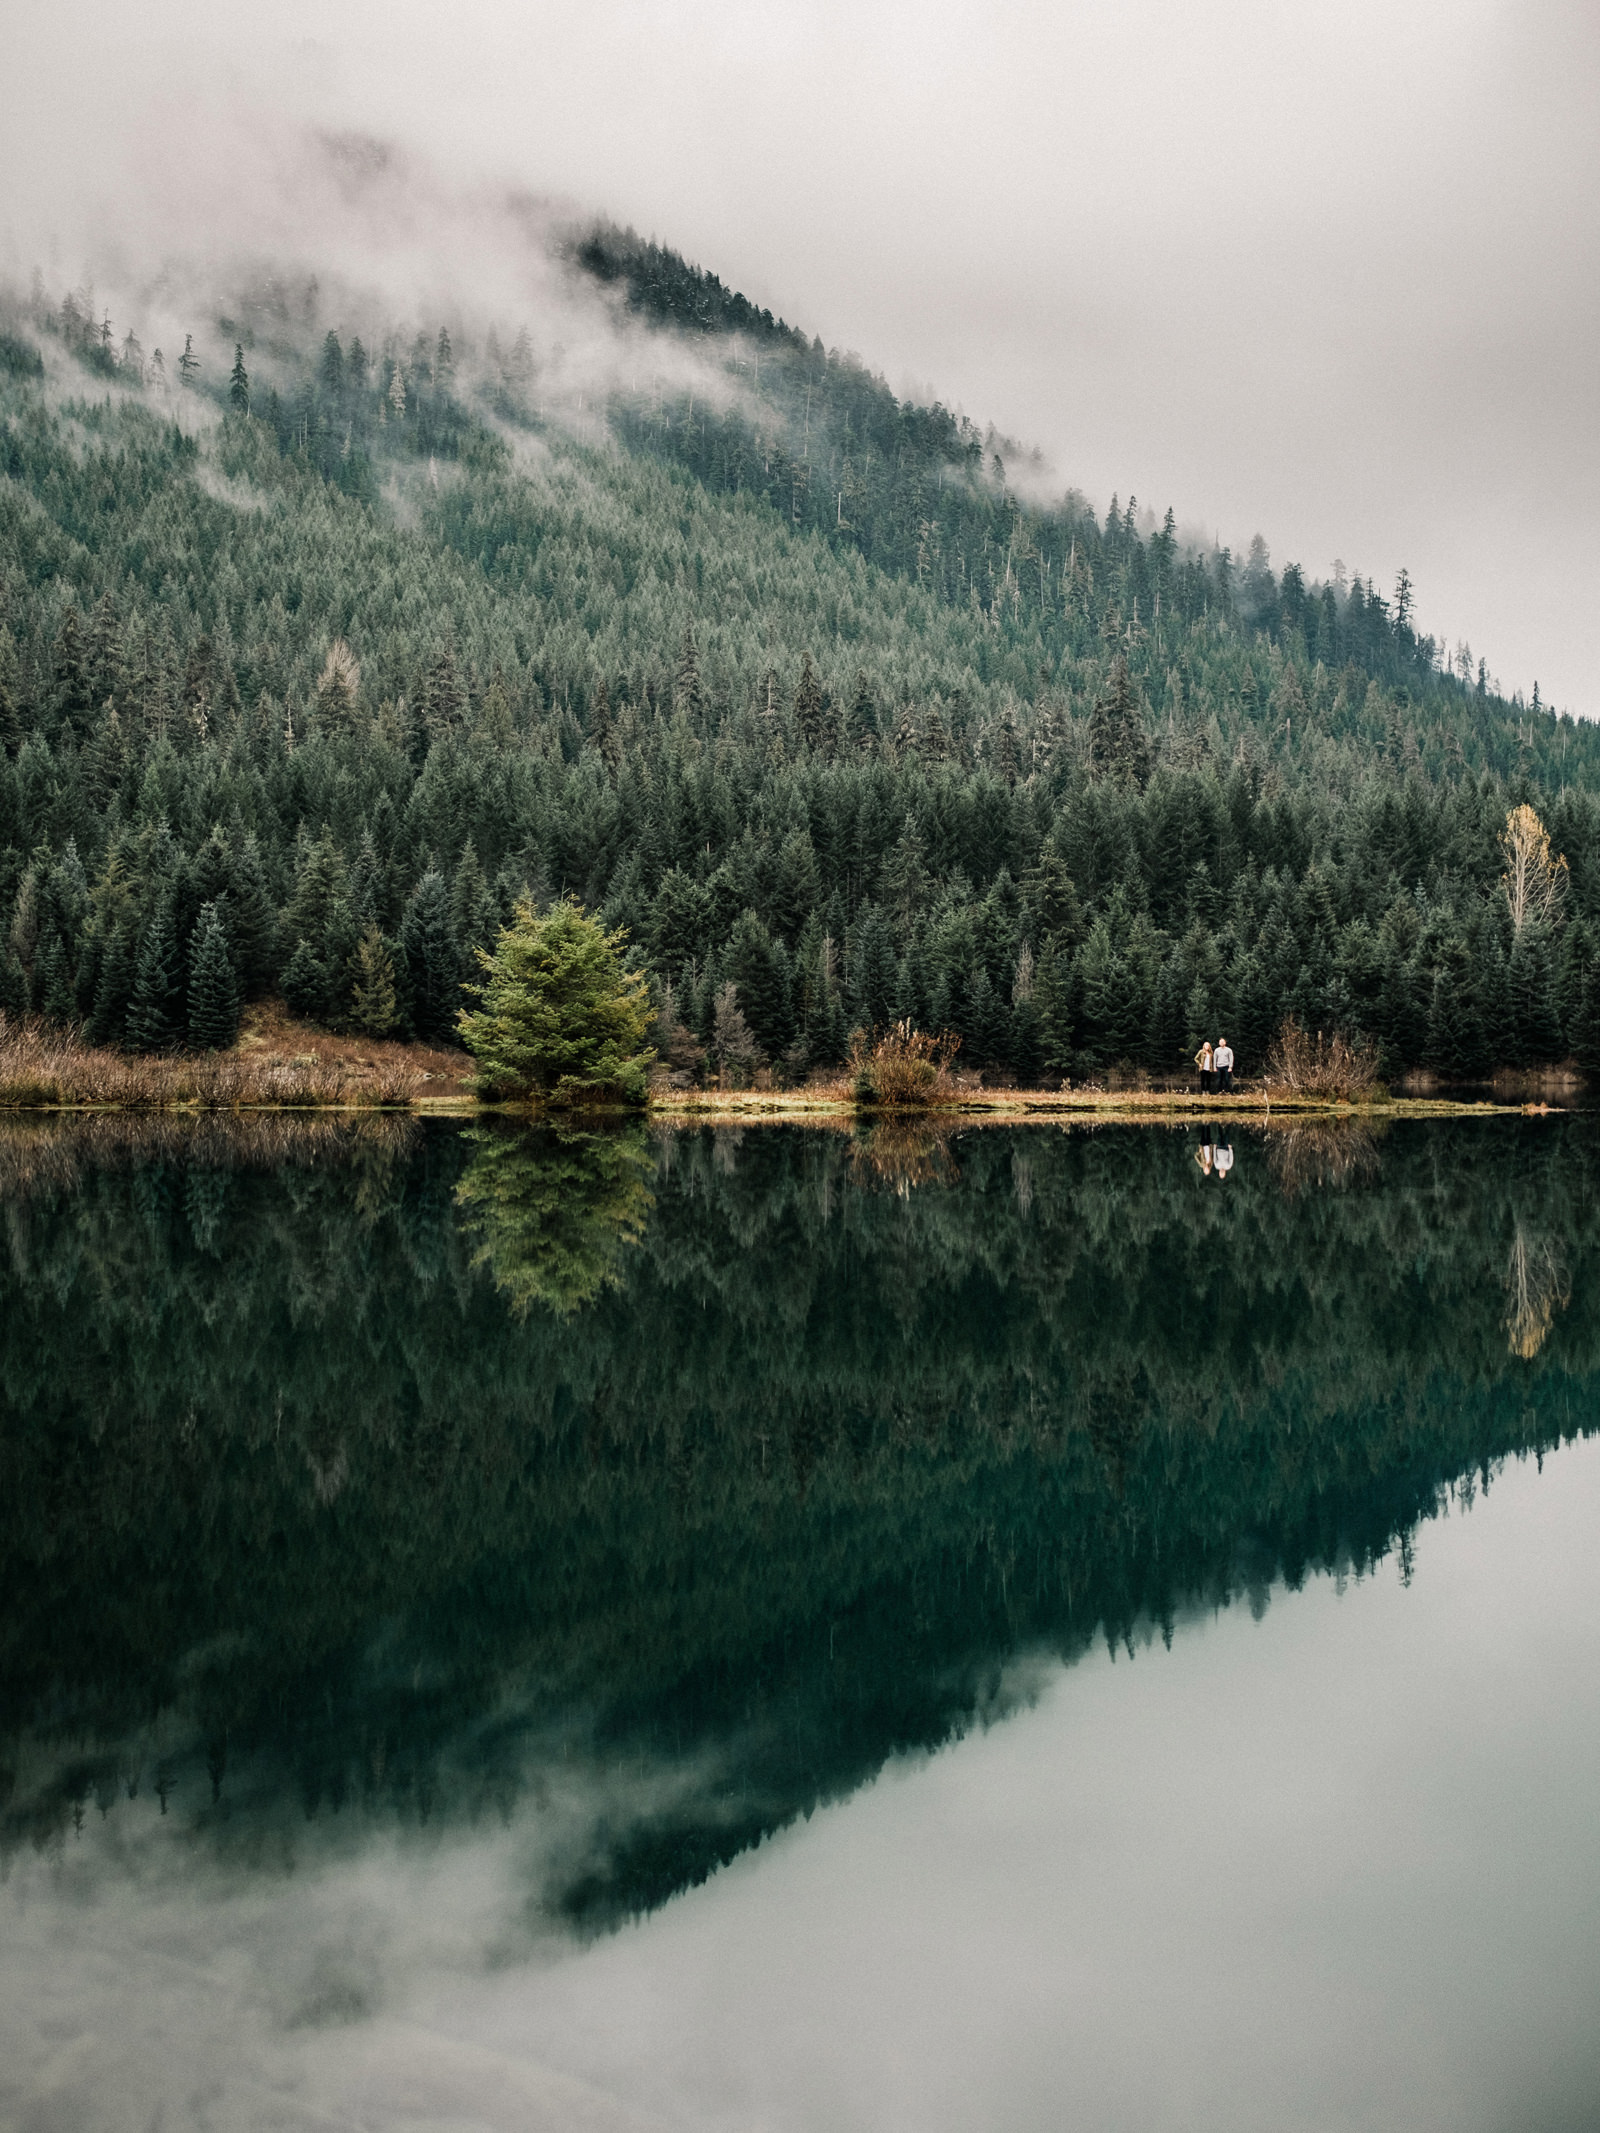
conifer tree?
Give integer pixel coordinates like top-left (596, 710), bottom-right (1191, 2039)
top-left (229, 345), bottom-right (250, 414)
top-left (450, 840), bottom-right (497, 982)
top-left (280, 938), bottom-right (329, 1025)
top-left (793, 652), bottom-right (826, 750)
top-left (399, 870), bottom-right (459, 1042)
top-left (674, 626), bottom-right (703, 722)
top-left (458, 898), bottom-right (654, 1102)
top-left (87, 924), bottom-right (135, 1046)
top-left (228, 836), bottom-right (279, 998)
top-left (188, 900), bottom-right (241, 1049)
top-left (126, 895), bottom-right (181, 1051)
top-left (348, 924), bottom-right (399, 1036)
top-left (845, 670), bottom-right (877, 752)
top-left (851, 904), bottom-right (898, 1031)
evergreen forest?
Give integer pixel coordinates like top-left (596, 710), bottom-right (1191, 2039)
top-left (2, 233), bottom-right (1597, 1081)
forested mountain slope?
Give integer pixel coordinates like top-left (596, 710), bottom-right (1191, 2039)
top-left (0, 236), bottom-right (1595, 1081)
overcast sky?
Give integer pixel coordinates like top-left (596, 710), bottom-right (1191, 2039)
top-left (5, 0), bottom-right (1598, 712)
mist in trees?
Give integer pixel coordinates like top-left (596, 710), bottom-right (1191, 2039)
top-left (1, 243), bottom-right (1595, 1083)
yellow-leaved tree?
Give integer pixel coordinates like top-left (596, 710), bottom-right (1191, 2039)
top-left (1499, 803), bottom-right (1567, 940)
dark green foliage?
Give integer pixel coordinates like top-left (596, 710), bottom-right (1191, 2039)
top-left (0, 331), bottom-right (44, 379)
top-left (280, 938), bottom-right (328, 1023)
top-left (457, 899), bottom-right (653, 1101)
top-left (725, 910), bottom-right (792, 1056)
top-left (187, 900), bottom-right (241, 1049)
top-left (0, 251), bottom-right (1594, 1084)
top-left (347, 924), bottom-right (399, 1036)
top-left (399, 870), bottom-right (459, 1042)
top-left (125, 896), bottom-right (182, 1051)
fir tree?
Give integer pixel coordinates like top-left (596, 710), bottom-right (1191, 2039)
top-left (126, 896), bottom-right (181, 1051)
top-left (188, 900), bottom-right (241, 1049)
top-left (348, 925), bottom-right (399, 1036)
top-left (457, 898), bottom-right (654, 1102)
top-left (399, 870), bottom-right (460, 1042)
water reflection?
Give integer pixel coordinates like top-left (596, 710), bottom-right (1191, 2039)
top-left (0, 1113), bottom-right (1597, 1933)
top-left (455, 1122), bottom-right (654, 1316)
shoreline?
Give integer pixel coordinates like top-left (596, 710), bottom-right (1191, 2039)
top-left (0, 1090), bottom-right (1560, 1121)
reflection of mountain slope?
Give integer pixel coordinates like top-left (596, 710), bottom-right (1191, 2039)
top-left (0, 1117), bottom-right (1595, 1921)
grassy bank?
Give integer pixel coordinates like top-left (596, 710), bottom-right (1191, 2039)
top-left (0, 1010), bottom-right (1570, 1120)
top-left (0, 1007), bottom-right (474, 1111)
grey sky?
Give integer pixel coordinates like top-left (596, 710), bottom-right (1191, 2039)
top-left (6, 0), bottom-right (1598, 711)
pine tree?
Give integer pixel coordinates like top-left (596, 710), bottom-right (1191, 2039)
top-left (228, 835), bottom-right (279, 997)
top-left (188, 900), bottom-right (241, 1049)
top-left (1508, 927), bottom-right (1563, 1065)
top-left (1089, 655), bottom-right (1150, 787)
top-left (588, 678), bottom-right (620, 773)
top-left (320, 331), bottom-right (344, 395)
top-left (87, 924), bottom-right (135, 1046)
top-left (229, 344), bottom-right (250, 414)
top-left (850, 904), bottom-right (898, 1032)
top-left (280, 939), bottom-right (329, 1023)
top-left (0, 627), bottom-right (20, 756)
top-left (400, 870), bottom-right (460, 1042)
top-left (450, 840), bottom-right (497, 982)
top-left (348, 925), bottom-right (399, 1036)
top-left (458, 898), bottom-right (654, 1101)
top-left (793, 652), bottom-right (826, 750)
top-left (674, 625), bottom-right (703, 721)
top-left (126, 896), bottom-right (181, 1052)
top-left (726, 910), bottom-right (792, 1056)
top-left (712, 980), bottom-right (761, 1082)
top-left (53, 605), bottom-right (94, 740)
top-left (846, 670), bottom-right (877, 752)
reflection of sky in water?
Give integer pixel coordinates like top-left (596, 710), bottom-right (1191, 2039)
top-left (6, 1436), bottom-right (1600, 2133)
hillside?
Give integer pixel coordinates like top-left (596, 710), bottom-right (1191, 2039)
top-left (0, 234), bottom-right (1596, 1084)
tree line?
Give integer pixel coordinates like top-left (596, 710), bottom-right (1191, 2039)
top-left (2, 259), bottom-right (1596, 1080)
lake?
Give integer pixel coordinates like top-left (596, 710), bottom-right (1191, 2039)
top-left (2, 1112), bottom-right (1598, 2132)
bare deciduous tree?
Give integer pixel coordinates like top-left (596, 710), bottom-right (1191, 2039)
top-left (1500, 803), bottom-right (1567, 939)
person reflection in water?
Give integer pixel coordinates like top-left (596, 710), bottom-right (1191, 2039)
top-left (1196, 1129), bottom-right (1234, 1179)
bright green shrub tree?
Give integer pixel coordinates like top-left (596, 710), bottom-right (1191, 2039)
top-left (457, 899), bottom-right (655, 1104)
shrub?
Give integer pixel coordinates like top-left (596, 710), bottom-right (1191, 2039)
top-left (850, 1021), bottom-right (961, 1108)
top-left (1263, 1019), bottom-right (1380, 1101)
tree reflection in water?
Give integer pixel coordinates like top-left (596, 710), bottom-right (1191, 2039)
top-left (455, 1122), bottom-right (653, 1317)
top-left (1, 1113), bottom-right (1598, 1924)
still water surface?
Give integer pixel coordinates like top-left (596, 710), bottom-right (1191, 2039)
top-left (1, 1114), bottom-right (1597, 2131)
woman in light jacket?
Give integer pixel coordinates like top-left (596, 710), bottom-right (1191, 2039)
top-left (1195, 1039), bottom-right (1214, 1095)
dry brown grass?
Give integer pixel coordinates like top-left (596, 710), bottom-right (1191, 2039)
top-left (0, 1003), bottom-right (471, 1110)
top-left (1262, 1019), bottom-right (1382, 1103)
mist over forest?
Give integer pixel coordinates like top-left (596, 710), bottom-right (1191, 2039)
top-left (2, 134), bottom-right (1596, 1084)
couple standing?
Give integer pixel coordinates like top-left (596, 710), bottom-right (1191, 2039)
top-left (1194, 1037), bottom-right (1235, 1095)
